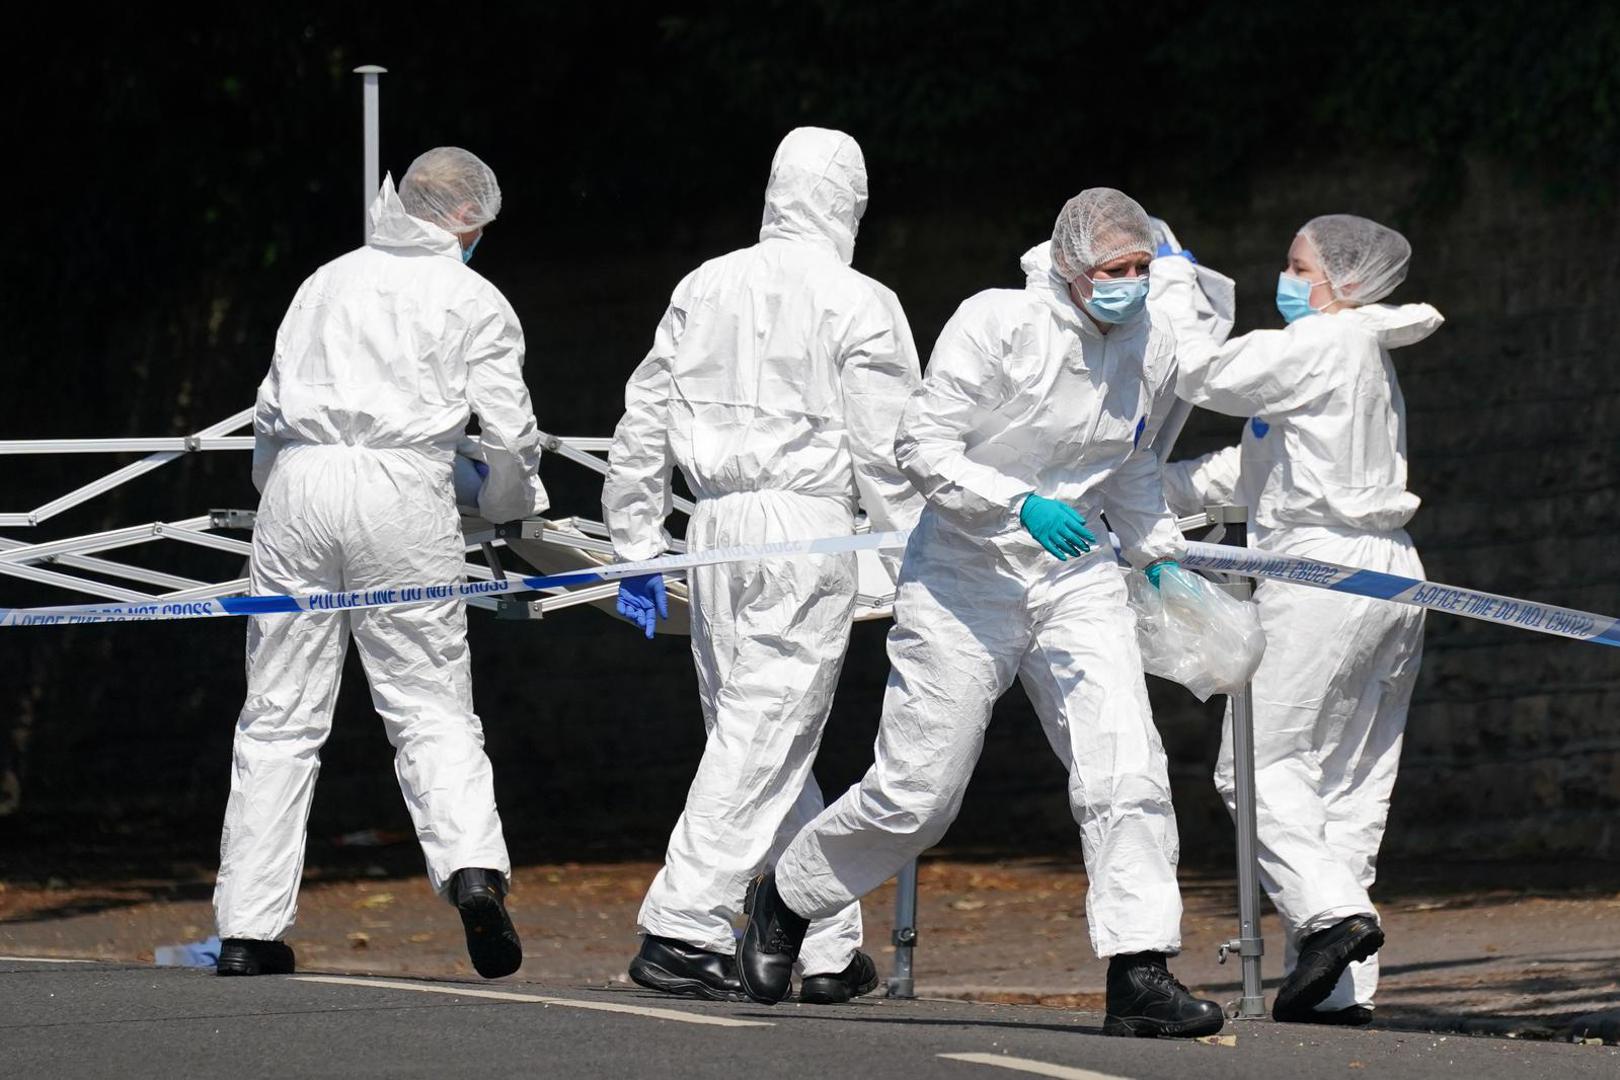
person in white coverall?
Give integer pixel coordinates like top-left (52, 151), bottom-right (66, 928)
top-left (1153, 214), bottom-right (1441, 1024)
top-left (601, 127), bottom-right (923, 1004)
top-left (737, 188), bottom-right (1225, 1040)
top-left (213, 148), bottom-right (546, 980)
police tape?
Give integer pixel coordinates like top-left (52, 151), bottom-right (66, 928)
top-left (0, 530), bottom-right (913, 628)
top-left (1182, 540), bottom-right (1620, 648)
top-left (7, 528), bottom-right (1616, 647)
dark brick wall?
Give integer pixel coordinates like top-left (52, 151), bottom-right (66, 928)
top-left (4, 157), bottom-right (1617, 872)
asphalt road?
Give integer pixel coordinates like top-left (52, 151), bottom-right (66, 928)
top-left (3, 957), bottom-right (1616, 1080)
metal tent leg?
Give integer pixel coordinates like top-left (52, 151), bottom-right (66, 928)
top-left (886, 859), bottom-right (918, 998)
top-left (1211, 505), bottom-right (1266, 1019)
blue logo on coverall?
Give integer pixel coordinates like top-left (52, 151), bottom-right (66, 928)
top-left (1133, 417), bottom-right (1146, 448)
top-left (1251, 417), bottom-right (1270, 438)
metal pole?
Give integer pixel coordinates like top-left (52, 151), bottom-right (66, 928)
top-left (354, 65), bottom-right (387, 239)
top-left (1211, 505), bottom-right (1266, 1019)
top-left (886, 859), bottom-right (918, 998)
top-left (1147, 396), bottom-right (1195, 461)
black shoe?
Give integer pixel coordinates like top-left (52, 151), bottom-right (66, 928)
top-left (738, 872), bottom-right (809, 1005)
top-left (799, 950), bottom-right (879, 1004)
top-left (1273, 916), bottom-right (1383, 1022)
top-left (215, 938), bottom-right (295, 977)
top-left (449, 867), bottom-right (523, 979)
top-left (1103, 952), bottom-right (1225, 1038)
top-left (628, 935), bottom-right (744, 1001)
top-left (1294, 1005), bottom-right (1375, 1027)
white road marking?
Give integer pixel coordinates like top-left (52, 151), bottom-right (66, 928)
top-left (292, 975), bottom-right (773, 1028)
top-left (0, 956), bottom-right (97, 965)
top-left (938, 1052), bottom-right (1136, 1080)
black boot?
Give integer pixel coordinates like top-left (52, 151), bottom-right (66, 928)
top-left (799, 950), bottom-right (879, 1004)
top-left (1273, 916), bottom-right (1383, 1023)
top-left (737, 872), bottom-right (809, 1005)
top-left (449, 867), bottom-right (523, 979)
top-left (216, 938), bottom-right (295, 977)
top-left (628, 935), bottom-right (744, 1001)
top-left (1293, 1004), bottom-right (1375, 1027)
top-left (1103, 952), bottom-right (1225, 1038)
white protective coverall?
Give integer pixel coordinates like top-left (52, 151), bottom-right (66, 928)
top-left (775, 240), bottom-right (1189, 959)
top-left (1154, 255), bottom-right (1441, 1009)
top-left (602, 127), bottom-right (923, 976)
top-left (215, 177), bottom-right (547, 940)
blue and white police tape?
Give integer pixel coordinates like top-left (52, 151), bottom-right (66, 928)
top-left (1181, 540), bottom-right (1620, 648)
top-left (0, 530), bottom-right (913, 628)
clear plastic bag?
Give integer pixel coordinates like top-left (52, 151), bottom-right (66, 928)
top-left (1128, 566), bottom-right (1266, 701)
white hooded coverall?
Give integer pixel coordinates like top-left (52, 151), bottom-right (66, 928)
top-left (1155, 256), bottom-right (1441, 1009)
top-left (775, 243), bottom-right (1189, 959)
top-left (214, 178), bottom-right (547, 940)
top-left (602, 128), bottom-right (923, 976)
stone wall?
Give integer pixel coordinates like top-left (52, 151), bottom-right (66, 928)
top-left (4, 156), bottom-right (1617, 871)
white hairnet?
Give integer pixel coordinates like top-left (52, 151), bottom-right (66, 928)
top-left (1050, 188), bottom-right (1155, 282)
top-left (399, 147), bottom-right (502, 234)
top-left (1298, 214), bottom-right (1411, 305)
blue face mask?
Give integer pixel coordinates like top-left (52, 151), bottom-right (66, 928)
top-left (1081, 274), bottom-right (1150, 324)
top-left (1276, 272), bottom-right (1327, 324)
top-left (460, 235), bottom-right (481, 264)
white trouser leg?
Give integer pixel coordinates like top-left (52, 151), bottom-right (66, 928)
top-left (1315, 598), bottom-right (1424, 1010)
top-left (214, 473), bottom-right (348, 941)
top-left (773, 773), bottom-right (864, 976)
top-left (638, 493), bottom-right (857, 957)
top-left (1217, 531), bottom-right (1425, 1008)
top-left (344, 456), bottom-right (509, 896)
top-left (1216, 584), bottom-right (1380, 934)
top-left (776, 530), bottom-right (1027, 920)
top-left (1020, 561), bottom-right (1183, 958)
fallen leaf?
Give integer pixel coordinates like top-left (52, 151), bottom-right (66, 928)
top-left (950, 898), bottom-right (987, 912)
top-left (346, 932), bottom-right (370, 949)
top-left (407, 933), bottom-right (434, 944)
top-left (353, 892), bottom-right (396, 910)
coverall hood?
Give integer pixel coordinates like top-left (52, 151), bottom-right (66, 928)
top-left (1341, 302), bottom-right (1445, 351)
top-left (367, 174), bottom-right (465, 260)
top-left (759, 128), bottom-right (868, 266)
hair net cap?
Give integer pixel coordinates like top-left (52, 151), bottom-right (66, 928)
top-left (1050, 188), bottom-right (1156, 282)
top-left (399, 147), bottom-right (502, 234)
top-left (1298, 214), bottom-right (1411, 305)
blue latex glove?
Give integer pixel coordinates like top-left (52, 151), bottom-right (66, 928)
top-left (473, 460), bottom-right (489, 479)
top-left (1019, 495), bottom-right (1097, 561)
top-left (616, 574), bottom-right (668, 640)
top-left (1154, 240), bottom-right (1197, 264)
top-left (1144, 559), bottom-right (1187, 590)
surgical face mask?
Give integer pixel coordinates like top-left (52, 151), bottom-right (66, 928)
top-left (1081, 274), bottom-right (1150, 324)
top-left (461, 235), bottom-right (481, 264)
top-left (1276, 272), bottom-right (1328, 324)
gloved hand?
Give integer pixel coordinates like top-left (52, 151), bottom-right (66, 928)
top-left (473, 460), bottom-right (489, 479)
top-left (1019, 495), bottom-right (1097, 561)
top-left (616, 574), bottom-right (668, 639)
top-left (1144, 559), bottom-right (1194, 590)
top-left (1154, 240), bottom-right (1198, 264)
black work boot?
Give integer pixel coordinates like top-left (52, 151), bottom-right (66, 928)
top-left (1103, 952), bottom-right (1225, 1038)
top-left (799, 950), bottom-right (879, 1004)
top-left (449, 867), bottom-right (523, 979)
top-left (215, 938), bottom-right (296, 977)
top-left (1273, 916), bottom-right (1383, 1022)
top-left (737, 872), bottom-right (810, 1005)
top-left (628, 935), bottom-right (744, 1001)
top-left (1295, 1004), bottom-right (1374, 1027)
